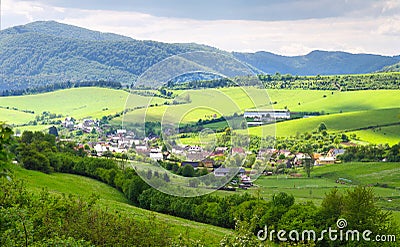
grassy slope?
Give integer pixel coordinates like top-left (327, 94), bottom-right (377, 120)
top-left (348, 125), bottom-right (400, 146)
top-left (0, 88), bottom-right (129, 120)
top-left (14, 125), bottom-right (52, 132)
top-left (0, 88), bottom-right (168, 124)
top-left (10, 165), bottom-right (231, 245)
top-left (122, 88), bottom-right (400, 123)
top-left (0, 108), bottom-right (34, 125)
top-left (244, 108), bottom-right (400, 140)
top-left (267, 89), bottom-right (400, 113)
top-left (1, 87), bottom-right (399, 144)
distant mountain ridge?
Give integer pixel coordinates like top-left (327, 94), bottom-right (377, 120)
top-left (0, 21), bottom-right (399, 92)
top-left (233, 50), bottom-right (400, 75)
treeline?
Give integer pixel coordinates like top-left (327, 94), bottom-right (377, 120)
top-left (166, 72), bottom-right (400, 91)
top-left (258, 72), bottom-right (400, 90)
top-left (338, 143), bottom-right (400, 162)
top-left (1, 80), bottom-right (123, 96)
top-left (167, 78), bottom-right (232, 89)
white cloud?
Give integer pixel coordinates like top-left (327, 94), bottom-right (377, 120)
top-left (2, 0), bottom-right (400, 56)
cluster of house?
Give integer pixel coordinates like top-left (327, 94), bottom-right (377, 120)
top-left (133, 143), bottom-right (254, 185)
top-left (62, 117), bottom-right (101, 134)
top-left (84, 129), bottom-right (137, 156)
top-left (258, 148), bottom-right (346, 169)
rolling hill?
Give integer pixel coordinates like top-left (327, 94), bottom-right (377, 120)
top-left (10, 164), bottom-right (232, 245)
top-left (380, 62), bottom-right (400, 72)
top-left (1, 21), bottom-right (399, 92)
top-left (245, 108), bottom-right (400, 142)
top-left (0, 21), bottom-right (217, 91)
top-left (2, 87), bottom-right (400, 145)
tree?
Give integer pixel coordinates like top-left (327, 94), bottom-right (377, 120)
top-left (342, 186), bottom-right (394, 234)
top-left (318, 122), bottom-right (327, 132)
top-left (163, 173), bottom-right (170, 182)
top-left (48, 126), bottom-right (59, 136)
top-left (319, 188), bottom-right (343, 226)
top-left (303, 156), bottom-right (313, 178)
top-left (184, 93), bottom-right (191, 103)
top-left (387, 143), bottom-right (400, 161)
top-left (0, 122), bottom-right (13, 179)
top-left (181, 164), bottom-right (195, 177)
top-left (300, 144), bottom-right (314, 178)
top-left (21, 150), bottom-right (52, 174)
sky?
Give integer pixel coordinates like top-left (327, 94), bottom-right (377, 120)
top-left (1, 0), bottom-right (400, 56)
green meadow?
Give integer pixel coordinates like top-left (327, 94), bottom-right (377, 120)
top-left (216, 162), bottom-right (400, 224)
top-left (245, 107), bottom-right (400, 138)
top-left (348, 125), bottom-right (400, 146)
top-left (122, 88), bottom-right (400, 123)
top-left (0, 108), bottom-right (34, 125)
top-left (10, 165), bottom-right (232, 245)
top-left (1, 87), bottom-right (399, 144)
top-left (0, 88), bottom-right (129, 120)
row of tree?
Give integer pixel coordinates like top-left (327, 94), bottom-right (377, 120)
top-left (1, 80), bottom-right (123, 96)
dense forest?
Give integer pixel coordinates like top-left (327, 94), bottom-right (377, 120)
top-left (0, 22), bottom-right (216, 92)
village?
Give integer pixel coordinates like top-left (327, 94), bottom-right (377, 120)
top-left (53, 115), bottom-right (348, 190)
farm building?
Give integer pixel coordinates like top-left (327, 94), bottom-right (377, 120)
top-left (316, 156), bottom-right (336, 165)
top-left (244, 109), bottom-right (290, 125)
top-left (214, 167), bottom-right (231, 177)
top-left (244, 109), bottom-right (290, 120)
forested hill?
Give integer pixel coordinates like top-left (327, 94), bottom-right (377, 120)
top-left (1, 21), bottom-right (400, 92)
top-left (380, 61), bottom-right (400, 72)
top-left (0, 21), bottom-right (217, 91)
top-left (0, 20), bottom-right (133, 41)
top-left (233, 50), bottom-right (400, 76)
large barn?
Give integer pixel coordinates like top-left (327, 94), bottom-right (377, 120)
top-left (244, 109), bottom-right (290, 120)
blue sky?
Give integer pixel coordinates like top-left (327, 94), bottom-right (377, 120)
top-left (2, 0), bottom-right (400, 55)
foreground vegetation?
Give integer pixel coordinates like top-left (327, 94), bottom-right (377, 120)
top-left (7, 165), bottom-right (232, 246)
top-left (1, 123), bottom-right (398, 246)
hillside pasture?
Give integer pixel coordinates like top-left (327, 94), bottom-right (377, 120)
top-left (348, 125), bottom-right (400, 146)
top-left (245, 108), bottom-right (400, 138)
top-left (0, 108), bottom-right (34, 125)
top-left (0, 87), bottom-right (166, 121)
top-left (10, 165), bottom-right (232, 245)
top-left (250, 162), bottom-right (400, 213)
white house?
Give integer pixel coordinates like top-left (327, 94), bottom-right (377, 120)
top-left (149, 152), bottom-right (163, 160)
